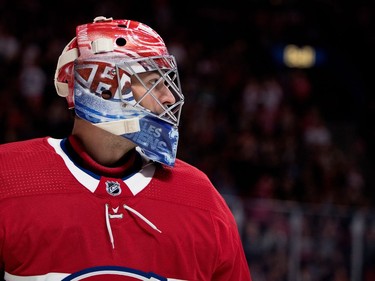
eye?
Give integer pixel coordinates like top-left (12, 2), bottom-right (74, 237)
top-left (145, 78), bottom-right (160, 89)
top-left (149, 79), bottom-right (159, 85)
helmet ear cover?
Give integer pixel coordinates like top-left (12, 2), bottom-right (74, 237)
top-left (54, 37), bottom-right (79, 108)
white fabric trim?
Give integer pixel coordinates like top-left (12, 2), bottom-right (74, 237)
top-left (47, 138), bottom-right (155, 195)
top-left (48, 138), bottom-right (98, 192)
top-left (124, 162), bottom-right (155, 195)
top-left (4, 272), bottom-right (69, 281)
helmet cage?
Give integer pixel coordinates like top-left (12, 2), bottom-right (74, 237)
top-left (73, 54), bottom-right (184, 127)
top-left (116, 55), bottom-right (184, 127)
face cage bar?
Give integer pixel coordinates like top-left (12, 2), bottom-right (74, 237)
top-left (116, 55), bottom-right (184, 127)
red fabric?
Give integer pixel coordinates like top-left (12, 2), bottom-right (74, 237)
top-left (0, 137), bottom-right (251, 281)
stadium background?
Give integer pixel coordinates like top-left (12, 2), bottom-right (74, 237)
top-left (0, 0), bottom-right (374, 280)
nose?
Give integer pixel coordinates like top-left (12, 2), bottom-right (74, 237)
top-left (158, 83), bottom-right (176, 106)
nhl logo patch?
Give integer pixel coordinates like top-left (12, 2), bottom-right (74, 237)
top-left (105, 181), bottom-right (122, 196)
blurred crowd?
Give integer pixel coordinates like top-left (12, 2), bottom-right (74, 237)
top-left (2, 0), bottom-right (373, 206)
top-left (236, 198), bottom-right (375, 281)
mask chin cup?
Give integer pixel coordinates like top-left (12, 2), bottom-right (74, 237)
top-left (121, 115), bottom-right (179, 167)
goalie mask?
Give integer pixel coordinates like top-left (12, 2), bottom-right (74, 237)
top-left (54, 16), bottom-right (184, 166)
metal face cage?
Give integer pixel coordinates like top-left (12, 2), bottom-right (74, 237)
top-left (116, 55), bottom-right (184, 127)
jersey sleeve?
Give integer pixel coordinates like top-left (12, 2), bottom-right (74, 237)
top-left (211, 200), bottom-right (252, 281)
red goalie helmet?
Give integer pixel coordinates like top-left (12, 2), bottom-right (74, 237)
top-left (54, 16), bottom-right (184, 166)
top-left (54, 16), bottom-right (178, 108)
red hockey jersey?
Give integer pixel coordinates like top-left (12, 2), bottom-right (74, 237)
top-left (0, 137), bottom-right (251, 281)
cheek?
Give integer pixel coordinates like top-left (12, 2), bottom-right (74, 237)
top-left (131, 86), bottom-right (150, 107)
top-left (131, 85), bottom-right (144, 102)
top-left (141, 95), bottom-right (156, 110)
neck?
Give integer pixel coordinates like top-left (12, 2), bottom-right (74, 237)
top-left (71, 117), bottom-right (137, 167)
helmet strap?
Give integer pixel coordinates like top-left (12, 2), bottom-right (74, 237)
top-left (94, 118), bottom-right (140, 135)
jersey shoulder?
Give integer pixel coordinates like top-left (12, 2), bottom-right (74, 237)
top-left (149, 158), bottom-right (231, 216)
top-left (0, 137), bottom-right (54, 165)
top-left (0, 137), bottom-right (76, 199)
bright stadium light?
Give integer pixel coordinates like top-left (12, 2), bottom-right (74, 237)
top-left (283, 44), bottom-right (316, 68)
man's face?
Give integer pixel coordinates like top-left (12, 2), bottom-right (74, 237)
top-left (131, 71), bottom-right (176, 115)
